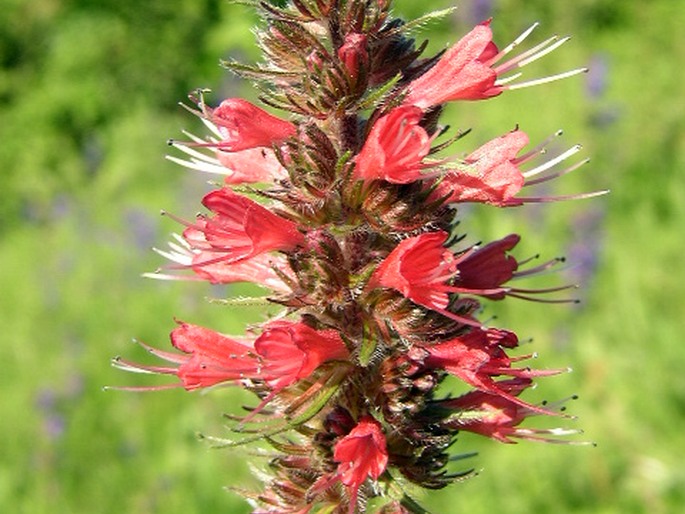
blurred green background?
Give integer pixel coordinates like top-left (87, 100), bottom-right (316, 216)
top-left (1, 0), bottom-right (683, 512)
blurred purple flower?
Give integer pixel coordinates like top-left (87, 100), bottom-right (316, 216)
top-left (471, 0), bottom-right (494, 23)
top-left (125, 208), bottom-right (158, 250)
top-left (586, 53), bottom-right (608, 99)
top-left (566, 206), bottom-right (606, 291)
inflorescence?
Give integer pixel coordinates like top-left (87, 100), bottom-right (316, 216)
top-left (114, 2), bottom-right (603, 512)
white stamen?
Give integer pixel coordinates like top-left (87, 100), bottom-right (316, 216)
top-left (523, 145), bottom-right (582, 178)
top-left (505, 67), bottom-right (588, 90)
top-left (525, 158), bottom-right (590, 186)
top-left (486, 22), bottom-right (540, 66)
top-left (151, 246), bottom-right (192, 265)
top-left (494, 71), bottom-right (522, 86)
top-left (515, 129), bottom-right (564, 165)
top-left (201, 118), bottom-right (223, 139)
top-left (141, 272), bottom-right (197, 281)
top-left (517, 36), bottom-right (571, 67)
top-left (165, 155), bottom-right (231, 176)
top-left (516, 189), bottom-right (610, 203)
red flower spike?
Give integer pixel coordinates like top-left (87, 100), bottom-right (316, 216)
top-left (334, 416), bottom-right (389, 513)
top-left (208, 98), bottom-right (297, 152)
top-left (403, 21), bottom-right (502, 109)
top-left (179, 188), bottom-right (305, 267)
top-left (116, 6), bottom-right (599, 511)
top-left (437, 129), bottom-right (529, 206)
top-left (353, 106), bottom-right (432, 184)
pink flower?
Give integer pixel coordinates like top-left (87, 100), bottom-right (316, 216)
top-left (188, 252), bottom-right (293, 292)
top-left (216, 147), bottom-right (289, 184)
top-left (353, 106), bottom-right (432, 184)
top-left (146, 237), bottom-right (294, 292)
top-left (334, 416), bottom-right (388, 513)
top-left (436, 129), bottom-right (528, 206)
top-left (403, 21), bottom-right (502, 109)
top-left (179, 187), bottom-right (305, 267)
top-left (208, 98), bottom-right (297, 152)
top-left (404, 20), bottom-right (587, 110)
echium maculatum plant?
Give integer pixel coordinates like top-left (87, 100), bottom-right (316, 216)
top-left (115, 1), bottom-right (606, 512)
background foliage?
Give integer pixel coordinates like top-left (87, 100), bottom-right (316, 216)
top-left (1, 0), bottom-right (683, 512)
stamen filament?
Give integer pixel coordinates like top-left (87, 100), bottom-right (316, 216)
top-left (504, 67), bottom-right (589, 90)
top-left (485, 22), bottom-right (540, 66)
top-left (522, 145), bottom-right (583, 178)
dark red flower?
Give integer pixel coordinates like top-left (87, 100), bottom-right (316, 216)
top-left (334, 416), bottom-right (388, 513)
top-left (453, 234), bottom-right (521, 299)
top-left (422, 328), bottom-right (565, 413)
top-left (338, 33), bottom-right (368, 83)
top-left (441, 378), bottom-right (582, 443)
top-left (353, 106), bottom-right (432, 184)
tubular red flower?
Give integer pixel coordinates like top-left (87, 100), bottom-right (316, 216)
top-left (119, 320), bottom-right (349, 394)
top-left (422, 328), bottom-right (565, 413)
top-left (368, 231), bottom-right (481, 325)
top-left (334, 416), bottom-right (388, 513)
top-left (403, 21), bottom-right (502, 109)
top-left (353, 106), bottom-right (432, 184)
top-left (441, 378), bottom-right (582, 443)
top-left (208, 98), bottom-right (297, 152)
top-left (178, 188), bottom-right (305, 267)
top-left (170, 322), bottom-right (258, 390)
top-left (255, 320), bottom-right (350, 391)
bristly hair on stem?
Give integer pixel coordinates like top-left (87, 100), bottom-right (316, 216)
top-left (113, 1), bottom-right (602, 513)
